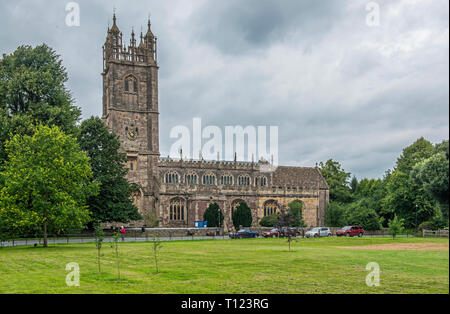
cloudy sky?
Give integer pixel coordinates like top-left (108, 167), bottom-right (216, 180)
top-left (1, 0), bottom-right (448, 179)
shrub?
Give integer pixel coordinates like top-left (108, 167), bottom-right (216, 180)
top-left (232, 202), bottom-right (252, 229)
top-left (259, 214), bottom-right (279, 227)
top-left (203, 203), bottom-right (224, 228)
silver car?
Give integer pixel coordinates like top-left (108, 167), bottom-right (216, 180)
top-left (305, 227), bottom-right (332, 238)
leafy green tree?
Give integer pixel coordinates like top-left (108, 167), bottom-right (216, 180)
top-left (0, 45), bottom-right (81, 167)
top-left (259, 214), bottom-right (279, 227)
top-left (350, 176), bottom-right (358, 194)
top-left (203, 202), bottom-right (224, 228)
top-left (0, 44), bottom-right (80, 129)
top-left (77, 117), bottom-right (141, 224)
top-left (354, 177), bottom-right (389, 225)
top-left (0, 112), bottom-right (35, 167)
top-left (345, 199), bottom-right (381, 230)
top-left (287, 200), bottom-right (305, 227)
top-left (0, 125), bottom-right (98, 247)
top-left (411, 146), bottom-right (449, 221)
top-left (383, 138), bottom-right (436, 229)
top-left (319, 159), bottom-right (352, 203)
top-left (324, 202), bottom-right (346, 227)
top-left (232, 202), bottom-right (252, 229)
top-left (388, 216), bottom-right (404, 240)
top-left (396, 137), bottom-right (434, 173)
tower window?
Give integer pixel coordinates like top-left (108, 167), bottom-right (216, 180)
top-left (127, 156), bottom-right (137, 171)
top-left (124, 75), bottom-right (137, 94)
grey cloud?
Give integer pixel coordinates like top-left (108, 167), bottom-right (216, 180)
top-left (0, 0), bottom-right (448, 179)
top-left (189, 0), bottom-right (345, 54)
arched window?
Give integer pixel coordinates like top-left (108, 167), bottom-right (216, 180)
top-left (238, 175), bottom-right (251, 186)
top-left (202, 173), bottom-right (216, 185)
top-left (264, 200), bottom-right (279, 217)
top-left (185, 172), bottom-right (198, 185)
top-left (255, 176), bottom-right (267, 187)
top-left (220, 174), bottom-right (234, 186)
top-left (124, 75), bottom-right (137, 93)
top-left (169, 198), bottom-right (185, 221)
top-left (165, 171), bottom-right (179, 184)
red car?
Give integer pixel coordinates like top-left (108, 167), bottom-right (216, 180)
top-left (336, 226), bottom-right (364, 237)
top-left (280, 227), bottom-right (298, 237)
top-left (262, 228), bottom-right (280, 238)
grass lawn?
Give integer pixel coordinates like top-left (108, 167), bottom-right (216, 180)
top-left (0, 237), bottom-right (448, 294)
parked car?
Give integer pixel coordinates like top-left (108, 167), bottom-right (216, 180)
top-left (262, 228), bottom-right (280, 238)
top-left (279, 227), bottom-right (298, 237)
top-left (229, 229), bottom-right (259, 239)
top-left (305, 227), bottom-right (332, 238)
top-left (336, 226), bottom-right (364, 237)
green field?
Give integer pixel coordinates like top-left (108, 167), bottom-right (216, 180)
top-left (0, 237), bottom-right (448, 294)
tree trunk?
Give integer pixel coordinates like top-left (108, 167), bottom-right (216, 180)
top-left (43, 220), bottom-right (48, 248)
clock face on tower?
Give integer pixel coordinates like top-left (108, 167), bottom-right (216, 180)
top-left (127, 129), bottom-right (137, 141)
top-left (126, 125), bottom-right (138, 141)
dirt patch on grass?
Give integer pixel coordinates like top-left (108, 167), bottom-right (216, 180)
top-left (342, 242), bottom-right (449, 251)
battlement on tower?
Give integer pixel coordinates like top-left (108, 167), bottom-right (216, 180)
top-left (103, 13), bottom-right (157, 70)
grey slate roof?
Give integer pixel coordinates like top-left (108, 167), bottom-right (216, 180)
top-left (272, 166), bottom-right (329, 189)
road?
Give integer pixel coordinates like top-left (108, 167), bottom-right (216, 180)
top-left (0, 234), bottom-right (415, 248)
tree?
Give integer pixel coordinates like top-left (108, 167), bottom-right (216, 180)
top-left (345, 199), bottom-right (381, 230)
top-left (0, 45), bottom-right (81, 167)
top-left (287, 200), bottom-right (305, 227)
top-left (319, 159), bottom-right (352, 203)
top-left (354, 177), bottom-right (388, 223)
top-left (383, 138), bottom-right (436, 229)
top-left (388, 216), bottom-right (404, 240)
top-left (0, 111), bottom-right (35, 167)
top-left (0, 45), bottom-right (81, 132)
top-left (396, 137), bottom-right (434, 173)
top-left (94, 225), bottom-right (104, 273)
top-left (150, 234), bottom-right (163, 274)
top-left (203, 202), bottom-right (224, 228)
top-left (232, 202), bottom-right (252, 230)
top-left (411, 146), bottom-right (449, 221)
top-left (111, 232), bottom-right (121, 280)
top-left (0, 125), bottom-right (98, 247)
top-left (324, 202), bottom-right (346, 227)
top-left (350, 176), bottom-right (358, 194)
top-left (77, 117), bottom-right (141, 224)
top-left (276, 208), bottom-right (298, 252)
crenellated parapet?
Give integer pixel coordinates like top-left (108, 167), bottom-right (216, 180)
top-left (103, 13), bottom-right (157, 71)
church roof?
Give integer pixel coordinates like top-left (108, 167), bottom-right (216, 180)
top-left (272, 166), bottom-right (329, 189)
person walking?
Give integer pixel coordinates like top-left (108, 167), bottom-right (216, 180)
top-left (120, 226), bottom-right (126, 242)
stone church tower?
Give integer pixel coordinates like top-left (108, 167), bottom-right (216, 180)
top-left (102, 14), bottom-right (160, 217)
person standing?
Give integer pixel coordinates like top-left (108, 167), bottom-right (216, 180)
top-left (120, 226), bottom-right (126, 241)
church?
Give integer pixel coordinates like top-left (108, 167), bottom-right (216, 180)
top-left (101, 15), bottom-right (329, 231)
